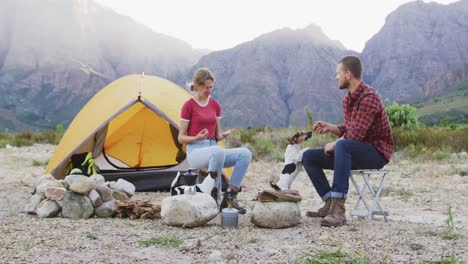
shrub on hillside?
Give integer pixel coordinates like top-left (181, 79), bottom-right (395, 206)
top-left (385, 102), bottom-right (419, 129)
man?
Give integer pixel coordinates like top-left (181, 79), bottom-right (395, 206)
top-left (303, 55), bottom-right (393, 227)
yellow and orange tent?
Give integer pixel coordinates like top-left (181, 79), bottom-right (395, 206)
top-left (45, 74), bottom-right (230, 191)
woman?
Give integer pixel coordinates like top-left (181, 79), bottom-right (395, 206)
top-left (178, 68), bottom-right (252, 214)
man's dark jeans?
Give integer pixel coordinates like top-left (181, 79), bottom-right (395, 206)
top-left (302, 139), bottom-right (387, 201)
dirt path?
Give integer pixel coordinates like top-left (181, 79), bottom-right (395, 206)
top-left (0, 144), bottom-right (467, 263)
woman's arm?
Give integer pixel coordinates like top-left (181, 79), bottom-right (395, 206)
top-left (178, 121), bottom-right (208, 144)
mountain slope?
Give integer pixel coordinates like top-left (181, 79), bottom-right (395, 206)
top-left (191, 25), bottom-right (348, 127)
top-left (362, 0), bottom-right (468, 102)
top-left (414, 78), bottom-right (468, 125)
top-left (0, 0), bottom-right (200, 130)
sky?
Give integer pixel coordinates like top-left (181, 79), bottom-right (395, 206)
top-left (96, 0), bottom-right (459, 52)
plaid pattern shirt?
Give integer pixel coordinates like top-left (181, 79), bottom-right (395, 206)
top-left (337, 82), bottom-right (394, 161)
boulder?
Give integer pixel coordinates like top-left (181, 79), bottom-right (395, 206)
top-left (88, 189), bottom-right (102, 207)
top-left (56, 180), bottom-right (69, 190)
top-left (69, 176), bottom-right (96, 195)
top-left (23, 194), bottom-right (43, 214)
top-left (45, 187), bottom-right (66, 201)
top-left (36, 200), bottom-right (60, 218)
top-left (95, 184), bottom-right (113, 202)
top-left (95, 200), bottom-right (117, 218)
top-left (115, 179), bottom-right (135, 197)
top-left (251, 202), bottom-right (301, 228)
top-left (161, 193), bottom-right (218, 228)
top-left (61, 191), bottom-right (94, 219)
top-left (35, 180), bottom-right (62, 197)
top-left (112, 190), bottom-right (129, 202)
top-left (37, 174), bottom-right (55, 184)
top-left (89, 174), bottom-right (105, 186)
top-left (64, 174), bottom-right (81, 186)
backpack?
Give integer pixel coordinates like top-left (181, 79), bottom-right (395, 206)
top-left (67, 152), bottom-right (97, 176)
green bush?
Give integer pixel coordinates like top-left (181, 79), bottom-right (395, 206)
top-left (386, 102), bottom-right (419, 129)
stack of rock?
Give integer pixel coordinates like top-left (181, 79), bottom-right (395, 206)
top-left (23, 173), bottom-right (139, 219)
top-left (251, 189), bottom-right (302, 228)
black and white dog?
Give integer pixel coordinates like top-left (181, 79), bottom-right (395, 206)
top-left (270, 131), bottom-right (312, 190)
top-left (170, 170), bottom-right (218, 196)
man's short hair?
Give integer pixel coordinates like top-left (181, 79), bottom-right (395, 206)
top-left (338, 56), bottom-right (362, 80)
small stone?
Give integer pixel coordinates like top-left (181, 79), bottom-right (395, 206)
top-left (70, 176), bottom-right (96, 194)
top-left (107, 181), bottom-right (116, 190)
top-left (35, 181), bottom-right (62, 197)
top-left (64, 174), bottom-right (81, 186)
top-left (89, 174), bottom-right (105, 185)
top-left (57, 180), bottom-right (69, 190)
top-left (23, 194), bottom-right (44, 214)
top-left (178, 239), bottom-right (201, 251)
top-left (95, 184), bottom-right (113, 202)
top-left (88, 189), bottom-right (102, 207)
top-left (95, 200), bottom-right (116, 218)
top-left (36, 200), bottom-right (60, 218)
top-left (115, 179), bottom-right (135, 197)
top-left (410, 243), bottom-right (424, 251)
top-left (112, 190), bottom-right (129, 202)
top-left (37, 174), bottom-right (55, 184)
top-left (45, 187), bottom-right (66, 201)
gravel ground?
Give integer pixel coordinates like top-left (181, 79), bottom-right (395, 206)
top-left (0, 144), bottom-right (467, 263)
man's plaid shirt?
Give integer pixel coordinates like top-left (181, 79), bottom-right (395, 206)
top-left (337, 82), bottom-right (394, 161)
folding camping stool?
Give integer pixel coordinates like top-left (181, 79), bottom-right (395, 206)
top-left (349, 168), bottom-right (389, 222)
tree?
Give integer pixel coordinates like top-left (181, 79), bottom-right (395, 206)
top-left (385, 102), bottom-right (419, 129)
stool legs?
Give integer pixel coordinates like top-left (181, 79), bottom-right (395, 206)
top-left (350, 170), bottom-right (389, 222)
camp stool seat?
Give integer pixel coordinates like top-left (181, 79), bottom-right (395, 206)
top-left (349, 168), bottom-right (389, 222)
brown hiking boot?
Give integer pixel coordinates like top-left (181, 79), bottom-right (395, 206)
top-left (220, 191), bottom-right (246, 215)
top-left (320, 198), bottom-right (347, 227)
top-left (306, 198), bottom-right (332, 218)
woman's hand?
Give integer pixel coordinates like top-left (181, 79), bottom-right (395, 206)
top-left (217, 128), bottom-right (236, 141)
top-left (196, 128), bottom-right (209, 140)
top-left (222, 129), bottom-right (237, 138)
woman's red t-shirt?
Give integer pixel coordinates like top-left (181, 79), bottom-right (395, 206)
top-left (180, 97), bottom-right (221, 139)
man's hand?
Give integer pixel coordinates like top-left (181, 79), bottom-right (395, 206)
top-left (312, 121), bottom-right (341, 137)
top-left (312, 121), bottom-right (333, 134)
top-left (196, 128), bottom-right (209, 140)
top-left (324, 141), bottom-right (336, 156)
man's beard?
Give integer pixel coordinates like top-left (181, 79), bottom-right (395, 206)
top-left (338, 80), bottom-right (350, 90)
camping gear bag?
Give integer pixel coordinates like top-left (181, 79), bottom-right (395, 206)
top-left (68, 152), bottom-right (97, 176)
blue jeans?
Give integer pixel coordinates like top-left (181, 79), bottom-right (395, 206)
top-left (186, 139), bottom-right (252, 189)
top-left (302, 139), bottom-right (387, 201)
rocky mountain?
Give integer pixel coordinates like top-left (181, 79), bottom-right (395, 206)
top-left (0, 0), bottom-right (201, 130)
top-left (191, 25), bottom-right (349, 128)
top-left (1, 0), bottom-right (467, 131)
top-left (362, 0), bottom-right (468, 102)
